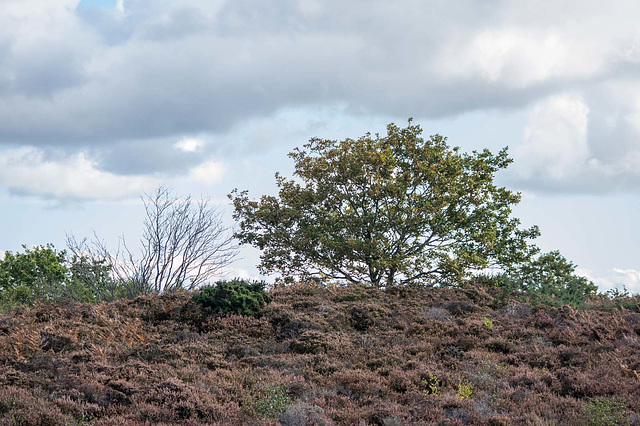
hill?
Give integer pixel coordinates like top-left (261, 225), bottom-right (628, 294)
top-left (0, 284), bottom-right (639, 425)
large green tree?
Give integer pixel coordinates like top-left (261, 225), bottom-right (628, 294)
top-left (231, 120), bottom-right (540, 287)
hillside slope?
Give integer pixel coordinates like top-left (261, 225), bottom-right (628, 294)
top-left (0, 284), bottom-right (639, 425)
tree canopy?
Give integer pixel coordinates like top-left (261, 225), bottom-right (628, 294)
top-left (0, 244), bottom-right (116, 307)
top-left (231, 120), bottom-right (540, 286)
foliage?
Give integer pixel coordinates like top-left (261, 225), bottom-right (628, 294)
top-left (515, 251), bottom-right (598, 306)
top-left (231, 119), bottom-right (539, 287)
top-left (246, 382), bottom-right (294, 419)
top-left (0, 244), bottom-right (67, 306)
top-left (483, 317), bottom-right (493, 330)
top-left (605, 286), bottom-right (630, 299)
top-left (0, 284), bottom-right (639, 424)
top-left (482, 251), bottom-right (599, 307)
top-left (421, 373), bottom-right (441, 396)
top-left (67, 255), bottom-right (124, 303)
top-left (289, 330), bottom-right (328, 354)
top-left (0, 244), bottom-right (122, 309)
top-left (581, 397), bottom-right (629, 426)
top-left (456, 379), bottom-right (473, 400)
top-left (192, 279), bottom-right (272, 317)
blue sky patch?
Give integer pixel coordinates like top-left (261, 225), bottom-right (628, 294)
top-left (78, 0), bottom-right (117, 9)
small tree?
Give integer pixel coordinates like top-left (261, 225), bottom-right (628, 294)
top-left (0, 244), bottom-right (67, 305)
top-left (515, 250), bottom-right (598, 307)
top-left (68, 186), bottom-right (238, 295)
top-left (0, 244), bottom-right (118, 306)
top-left (231, 120), bottom-right (539, 287)
top-left (138, 186), bottom-right (239, 292)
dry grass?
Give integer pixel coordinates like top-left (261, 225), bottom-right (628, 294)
top-left (0, 283), bottom-right (638, 425)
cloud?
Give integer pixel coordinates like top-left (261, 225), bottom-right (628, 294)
top-left (176, 137), bottom-right (203, 152)
top-left (0, 145), bottom-right (226, 200)
top-left (0, 1), bottom-right (639, 144)
top-left (578, 267), bottom-right (640, 294)
top-left (186, 159), bottom-right (225, 185)
top-left (510, 88), bottom-right (640, 193)
top-left (436, 29), bottom-right (604, 88)
top-left (0, 147), bottom-right (158, 200)
top-left (97, 136), bottom-right (215, 177)
top-left (1, 0), bottom-right (640, 196)
top-left (612, 268), bottom-right (640, 291)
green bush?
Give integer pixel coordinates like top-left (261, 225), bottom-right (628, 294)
top-left (0, 244), bottom-right (125, 310)
top-left (0, 244), bottom-right (67, 307)
top-left (581, 397), bottom-right (629, 426)
top-left (477, 251), bottom-right (598, 308)
top-left (456, 379), bottom-right (473, 400)
top-left (421, 372), bottom-right (441, 396)
top-left (192, 279), bottom-right (272, 317)
top-left (246, 382), bottom-right (294, 419)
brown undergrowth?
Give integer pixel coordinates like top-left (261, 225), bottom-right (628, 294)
top-left (0, 284), bottom-right (639, 425)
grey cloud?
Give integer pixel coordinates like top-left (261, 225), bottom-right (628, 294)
top-left (1, 0), bottom-right (640, 191)
top-left (96, 138), bottom-right (208, 176)
top-left (0, 1), bottom-right (559, 141)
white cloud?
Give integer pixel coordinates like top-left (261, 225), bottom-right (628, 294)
top-left (510, 90), bottom-right (640, 192)
top-left (437, 29), bottom-right (603, 88)
top-left (513, 94), bottom-right (590, 181)
top-left (176, 137), bottom-right (203, 152)
top-left (186, 158), bottom-right (225, 185)
top-left (212, 266), bottom-right (256, 282)
top-left (612, 268), bottom-right (640, 293)
top-left (1, 1), bottom-right (640, 196)
top-left (0, 147), bottom-right (158, 199)
top-left (576, 267), bottom-right (640, 294)
top-left (1, 0), bottom-right (639, 149)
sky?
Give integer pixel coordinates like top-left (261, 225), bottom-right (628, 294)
top-left (1, 0), bottom-right (639, 293)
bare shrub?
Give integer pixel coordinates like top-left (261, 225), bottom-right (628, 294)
top-left (68, 185), bottom-right (238, 296)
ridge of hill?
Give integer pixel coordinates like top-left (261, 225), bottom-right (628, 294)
top-left (0, 284), bottom-right (639, 425)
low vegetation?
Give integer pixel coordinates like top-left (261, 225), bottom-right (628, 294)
top-left (0, 282), bottom-right (638, 425)
top-left (192, 279), bottom-right (272, 317)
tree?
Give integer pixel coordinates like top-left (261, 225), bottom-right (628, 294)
top-left (0, 244), bottom-right (118, 307)
top-left (231, 120), bottom-right (540, 287)
top-left (0, 244), bottom-right (67, 305)
top-left (68, 185), bottom-right (239, 295)
top-left (513, 250), bottom-right (598, 306)
top-left (66, 252), bottom-right (122, 302)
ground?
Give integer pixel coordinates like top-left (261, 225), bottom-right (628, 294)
top-left (0, 283), bottom-right (639, 425)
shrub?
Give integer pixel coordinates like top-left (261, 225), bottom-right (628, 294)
top-left (581, 397), bottom-right (629, 426)
top-left (483, 317), bottom-right (493, 330)
top-left (421, 373), bottom-right (441, 396)
top-left (246, 382), bottom-right (294, 419)
top-left (0, 244), bottom-right (126, 309)
top-left (0, 244), bottom-right (67, 307)
top-left (192, 279), bottom-right (272, 317)
top-left (457, 380), bottom-right (473, 400)
top-left (348, 305), bottom-right (376, 331)
top-left (289, 330), bottom-right (328, 354)
top-left (478, 251), bottom-right (598, 308)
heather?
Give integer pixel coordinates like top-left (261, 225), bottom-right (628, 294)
top-left (1, 283), bottom-right (639, 425)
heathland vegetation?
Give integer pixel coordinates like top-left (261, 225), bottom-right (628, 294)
top-left (0, 121), bottom-right (638, 424)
